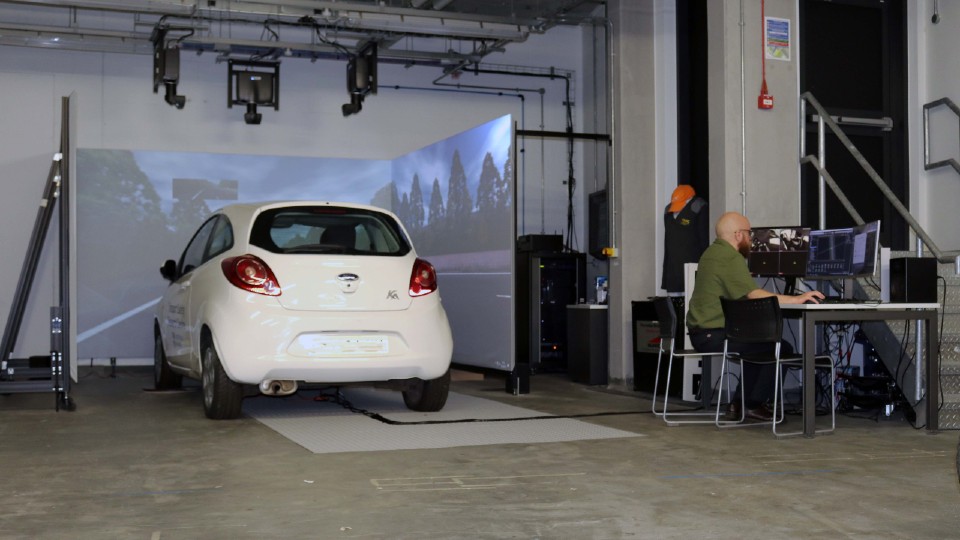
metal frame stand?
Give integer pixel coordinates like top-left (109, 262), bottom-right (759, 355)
top-left (0, 96), bottom-right (75, 411)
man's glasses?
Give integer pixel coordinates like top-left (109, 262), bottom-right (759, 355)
top-left (736, 229), bottom-right (753, 237)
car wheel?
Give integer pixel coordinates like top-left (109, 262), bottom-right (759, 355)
top-left (201, 339), bottom-right (243, 420)
top-left (154, 332), bottom-right (182, 390)
top-left (402, 369), bottom-right (450, 412)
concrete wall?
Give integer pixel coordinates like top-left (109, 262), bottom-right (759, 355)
top-left (609, 0), bottom-right (676, 384)
top-left (708, 0), bottom-right (800, 228)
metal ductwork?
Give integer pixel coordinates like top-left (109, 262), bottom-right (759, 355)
top-left (0, 0), bottom-right (604, 64)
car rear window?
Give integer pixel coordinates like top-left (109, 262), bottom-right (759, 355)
top-left (249, 206), bottom-right (412, 256)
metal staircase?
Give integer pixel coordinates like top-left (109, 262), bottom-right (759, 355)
top-left (800, 92), bottom-right (960, 430)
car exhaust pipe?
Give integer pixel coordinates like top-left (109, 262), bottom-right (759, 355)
top-left (259, 379), bottom-right (298, 396)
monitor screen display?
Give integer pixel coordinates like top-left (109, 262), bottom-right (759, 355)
top-left (748, 226), bottom-right (810, 277)
top-left (806, 220), bottom-right (880, 277)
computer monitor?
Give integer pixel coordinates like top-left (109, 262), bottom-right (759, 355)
top-left (806, 220), bottom-right (881, 278)
top-left (748, 226), bottom-right (811, 277)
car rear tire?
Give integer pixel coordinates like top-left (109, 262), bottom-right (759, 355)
top-left (201, 339), bottom-right (243, 420)
top-left (154, 331), bottom-right (182, 390)
top-left (402, 369), bottom-right (450, 412)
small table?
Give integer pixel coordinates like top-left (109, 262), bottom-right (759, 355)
top-left (781, 302), bottom-right (939, 437)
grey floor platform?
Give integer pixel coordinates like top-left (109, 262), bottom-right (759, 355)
top-left (1, 367), bottom-right (958, 539)
top-left (245, 388), bottom-right (641, 454)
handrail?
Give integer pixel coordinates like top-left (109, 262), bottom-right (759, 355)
top-left (923, 97), bottom-right (960, 175)
top-left (799, 91), bottom-right (960, 266)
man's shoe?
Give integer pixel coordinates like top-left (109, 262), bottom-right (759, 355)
top-left (745, 404), bottom-right (774, 422)
top-left (725, 402), bottom-right (742, 421)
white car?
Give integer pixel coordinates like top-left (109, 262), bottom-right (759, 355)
top-left (154, 201), bottom-right (454, 419)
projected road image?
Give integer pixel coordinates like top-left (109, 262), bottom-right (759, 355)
top-left (76, 115), bottom-right (516, 372)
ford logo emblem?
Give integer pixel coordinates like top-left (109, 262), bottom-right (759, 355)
top-left (337, 273), bottom-right (360, 282)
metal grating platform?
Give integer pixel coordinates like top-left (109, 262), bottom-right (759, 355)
top-left (244, 389), bottom-right (643, 454)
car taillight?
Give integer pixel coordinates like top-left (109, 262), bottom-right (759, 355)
top-left (409, 258), bottom-right (438, 297)
top-left (221, 255), bottom-right (281, 296)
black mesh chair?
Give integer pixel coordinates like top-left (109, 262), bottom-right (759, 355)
top-left (651, 296), bottom-right (730, 425)
top-left (716, 296), bottom-right (835, 436)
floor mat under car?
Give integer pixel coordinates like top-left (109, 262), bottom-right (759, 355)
top-left (244, 388), bottom-right (642, 454)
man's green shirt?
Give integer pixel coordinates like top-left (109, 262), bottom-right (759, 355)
top-left (685, 238), bottom-right (758, 330)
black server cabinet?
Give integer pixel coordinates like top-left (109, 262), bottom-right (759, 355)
top-left (514, 250), bottom-right (586, 381)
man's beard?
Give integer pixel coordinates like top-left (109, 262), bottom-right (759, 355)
top-left (738, 237), bottom-right (751, 258)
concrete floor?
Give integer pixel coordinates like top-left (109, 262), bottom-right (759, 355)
top-left (1, 366), bottom-right (958, 539)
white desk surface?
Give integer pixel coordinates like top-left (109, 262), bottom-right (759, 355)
top-left (567, 303), bottom-right (609, 310)
top-left (781, 302), bottom-right (939, 311)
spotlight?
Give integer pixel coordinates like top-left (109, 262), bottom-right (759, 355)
top-left (152, 42), bottom-right (186, 109)
top-left (228, 60), bottom-right (279, 125)
top-left (243, 103), bottom-right (262, 125)
top-left (341, 41), bottom-right (377, 117)
top-left (164, 82), bottom-right (186, 109)
top-left (341, 94), bottom-right (363, 117)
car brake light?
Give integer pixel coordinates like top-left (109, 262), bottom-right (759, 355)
top-left (221, 255), bottom-right (281, 296)
top-left (409, 258), bottom-right (437, 297)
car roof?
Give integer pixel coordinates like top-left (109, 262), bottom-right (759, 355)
top-left (215, 201), bottom-right (399, 221)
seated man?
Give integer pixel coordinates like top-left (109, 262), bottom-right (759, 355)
top-left (686, 211), bottom-right (824, 421)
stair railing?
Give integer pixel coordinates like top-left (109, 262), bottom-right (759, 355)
top-left (800, 92), bottom-right (960, 268)
top-left (799, 91), bottom-right (957, 424)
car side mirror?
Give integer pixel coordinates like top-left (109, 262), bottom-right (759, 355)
top-left (160, 259), bottom-right (178, 282)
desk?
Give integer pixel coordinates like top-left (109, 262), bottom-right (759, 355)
top-left (782, 302), bottom-right (939, 437)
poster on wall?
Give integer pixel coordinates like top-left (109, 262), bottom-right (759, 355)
top-left (765, 16), bottom-right (791, 61)
top-left (75, 114), bottom-right (514, 371)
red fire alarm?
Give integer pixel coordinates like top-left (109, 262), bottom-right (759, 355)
top-left (758, 93), bottom-right (774, 109)
top-left (757, 0), bottom-right (774, 110)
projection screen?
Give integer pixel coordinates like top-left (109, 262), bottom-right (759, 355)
top-left (76, 114), bottom-right (514, 371)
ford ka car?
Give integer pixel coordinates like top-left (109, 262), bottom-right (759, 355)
top-left (154, 202), bottom-right (453, 419)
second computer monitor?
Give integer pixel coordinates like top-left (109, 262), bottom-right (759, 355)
top-left (748, 226), bottom-right (811, 277)
top-left (806, 220), bottom-right (881, 278)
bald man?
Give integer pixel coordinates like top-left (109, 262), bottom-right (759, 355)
top-left (686, 212), bottom-right (824, 422)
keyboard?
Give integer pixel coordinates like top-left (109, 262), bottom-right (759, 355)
top-left (818, 297), bottom-right (868, 304)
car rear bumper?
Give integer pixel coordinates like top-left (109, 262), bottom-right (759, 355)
top-left (204, 294), bottom-right (453, 384)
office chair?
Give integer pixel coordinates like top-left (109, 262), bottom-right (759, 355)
top-left (716, 296), bottom-right (836, 436)
top-left (651, 296), bottom-right (729, 425)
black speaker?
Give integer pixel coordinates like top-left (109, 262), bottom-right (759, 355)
top-left (889, 257), bottom-right (937, 303)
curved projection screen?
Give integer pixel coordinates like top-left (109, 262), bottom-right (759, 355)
top-left (76, 114), bottom-right (514, 371)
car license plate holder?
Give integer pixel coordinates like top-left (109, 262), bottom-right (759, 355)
top-left (299, 334), bottom-right (389, 356)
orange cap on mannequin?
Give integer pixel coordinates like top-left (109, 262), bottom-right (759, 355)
top-left (668, 185), bottom-right (695, 213)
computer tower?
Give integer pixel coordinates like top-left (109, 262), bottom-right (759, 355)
top-left (515, 251), bottom-right (586, 373)
top-left (889, 257), bottom-right (937, 303)
top-left (632, 299), bottom-right (682, 397)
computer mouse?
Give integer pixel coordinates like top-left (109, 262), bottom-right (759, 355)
top-left (804, 299), bottom-right (819, 305)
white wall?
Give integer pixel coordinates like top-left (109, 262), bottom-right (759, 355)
top-left (0, 24), bottom-right (586, 363)
top-left (915, 0), bottom-right (960, 252)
